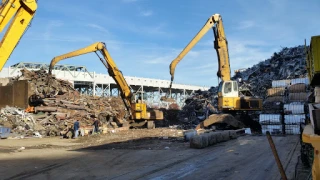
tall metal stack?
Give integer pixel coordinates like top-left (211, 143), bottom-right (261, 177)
top-left (259, 80), bottom-right (289, 135)
top-left (259, 78), bottom-right (310, 135)
top-left (284, 77), bottom-right (309, 134)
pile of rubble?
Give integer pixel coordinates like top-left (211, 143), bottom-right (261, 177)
top-left (9, 68), bottom-right (77, 99)
top-left (176, 45), bottom-right (308, 126)
top-left (234, 45), bottom-right (308, 98)
top-left (172, 89), bottom-right (218, 129)
top-left (0, 69), bottom-right (127, 137)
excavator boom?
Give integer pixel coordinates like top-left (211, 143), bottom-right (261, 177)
top-left (48, 42), bottom-right (164, 125)
top-left (48, 42), bottom-right (133, 114)
top-left (168, 13), bottom-right (262, 131)
top-left (169, 14), bottom-right (231, 88)
top-left (0, 0), bottom-right (37, 71)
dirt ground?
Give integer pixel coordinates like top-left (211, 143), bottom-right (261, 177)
top-left (0, 128), bottom-right (306, 180)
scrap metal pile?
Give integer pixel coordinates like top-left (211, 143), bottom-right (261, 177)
top-left (234, 45), bottom-right (308, 99)
top-left (176, 46), bottom-right (308, 127)
top-left (0, 69), bottom-right (126, 137)
top-left (174, 88), bottom-right (218, 129)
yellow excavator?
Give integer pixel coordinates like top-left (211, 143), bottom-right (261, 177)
top-left (169, 14), bottom-right (262, 129)
top-left (0, 0), bottom-right (37, 71)
top-left (48, 42), bottom-right (164, 129)
top-left (301, 35), bottom-right (320, 180)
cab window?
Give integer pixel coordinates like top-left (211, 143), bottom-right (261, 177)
top-left (233, 81), bottom-right (238, 91)
top-left (224, 82), bottom-right (232, 93)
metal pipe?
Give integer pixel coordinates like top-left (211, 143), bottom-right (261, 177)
top-left (63, 104), bottom-right (86, 110)
top-left (34, 106), bottom-right (58, 113)
top-left (266, 131), bottom-right (288, 180)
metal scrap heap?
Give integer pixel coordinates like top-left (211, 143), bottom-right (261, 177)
top-left (175, 46), bottom-right (308, 130)
top-left (9, 68), bottom-right (77, 99)
top-left (234, 45), bottom-right (307, 98)
top-left (0, 69), bottom-right (127, 138)
top-left (175, 89), bottom-right (218, 128)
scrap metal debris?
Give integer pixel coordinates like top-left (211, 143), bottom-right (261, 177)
top-left (170, 46), bottom-right (308, 130)
top-left (234, 46), bottom-right (307, 99)
top-left (0, 69), bottom-right (127, 137)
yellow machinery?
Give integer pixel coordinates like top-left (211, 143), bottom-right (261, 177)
top-left (48, 42), bottom-right (163, 129)
top-left (169, 14), bottom-right (262, 128)
top-left (302, 35), bottom-right (320, 180)
top-left (0, 0), bottom-right (37, 71)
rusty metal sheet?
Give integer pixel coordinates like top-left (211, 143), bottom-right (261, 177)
top-left (0, 85), bottom-right (13, 108)
top-left (13, 80), bottom-right (32, 108)
top-left (0, 80), bottom-right (31, 109)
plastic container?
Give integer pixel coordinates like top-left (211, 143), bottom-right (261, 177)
top-left (284, 114), bottom-right (306, 125)
top-left (261, 125), bottom-right (283, 135)
top-left (284, 103), bottom-right (305, 114)
top-left (285, 125), bottom-right (300, 134)
top-left (290, 77), bottom-right (309, 85)
top-left (259, 114), bottom-right (282, 124)
top-left (0, 126), bottom-right (11, 139)
top-left (272, 80), bottom-right (291, 88)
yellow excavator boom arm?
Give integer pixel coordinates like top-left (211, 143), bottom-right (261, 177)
top-left (169, 14), bottom-right (231, 86)
top-left (48, 42), bottom-right (133, 114)
top-left (0, 0), bottom-right (37, 71)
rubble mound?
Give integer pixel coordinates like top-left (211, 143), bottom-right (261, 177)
top-left (0, 69), bottom-right (127, 137)
top-left (176, 45), bottom-right (307, 129)
top-left (9, 68), bottom-right (79, 99)
top-left (234, 45), bottom-right (307, 98)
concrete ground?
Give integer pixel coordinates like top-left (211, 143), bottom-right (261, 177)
top-left (0, 128), bottom-right (302, 180)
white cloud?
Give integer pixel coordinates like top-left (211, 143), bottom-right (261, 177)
top-left (86, 23), bottom-right (109, 33)
top-left (43, 20), bottom-right (64, 40)
top-left (237, 20), bottom-right (255, 30)
top-left (140, 10), bottom-right (153, 17)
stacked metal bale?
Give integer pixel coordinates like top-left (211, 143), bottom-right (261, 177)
top-left (259, 80), bottom-right (289, 135)
top-left (284, 77), bottom-right (309, 134)
top-left (259, 77), bottom-right (310, 135)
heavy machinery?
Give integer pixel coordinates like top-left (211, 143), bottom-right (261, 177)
top-left (0, 0), bottom-right (37, 71)
top-left (48, 42), bottom-right (163, 129)
top-left (301, 35), bottom-right (320, 180)
top-left (169, 14), bottom-right (262, 129)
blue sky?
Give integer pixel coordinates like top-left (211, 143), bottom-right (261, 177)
top-left (1, 0), bottom-right (320, 87)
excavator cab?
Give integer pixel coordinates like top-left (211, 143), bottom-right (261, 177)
top-left (218, 80), bottom-right (239, 98)
top-left (218, 80), bottom-right (262, 111)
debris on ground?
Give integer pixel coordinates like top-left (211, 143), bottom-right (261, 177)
top-left (0, 69), bottom-right (127, 137)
